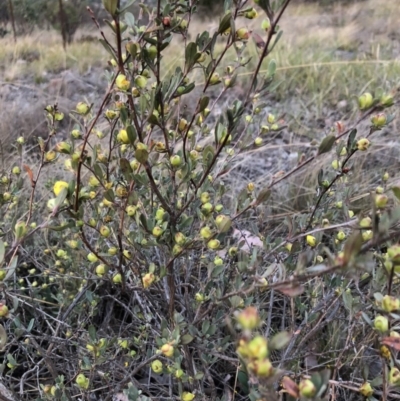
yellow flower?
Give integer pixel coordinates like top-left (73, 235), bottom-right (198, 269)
top-left (53, 181), bottom-right (69, 196)
top-left (299, 379), bottom-right (317, 398)
top-left (117, 129), bottom-right (130, 144)
top-left (380, 345), bottom-right (391, 360)
top-left (358, 382), bottom-right (374, 397)
top-left (142, 273), bottom-right (155, 289)
top-left (160, 343), bottom-right (174, 357)
top-left (375, 194), bottom-right (388, 209)
top-left (116, 74), bottom-right (130, 91)
top-left (358, 92), bottom-right (373, 110)
top-left (389, 367), bottom-right (400, 386)
top-left (371, 113), bottom-right (387, 128)
top-left (75, 373), bottom-right (89, 389)
top-left (357, 138), bottom-right (370, 151)
top-left (151, 360), bottom-right (163, 373)
top-left (181, 392), bottom-right (195, 401)
top-left (336, 231), bottom-right (346, 241)
top-left (374, 315), bottom-right (388, 333)
top-left (76, 102), bottom-right (89, 115)
top-left (236, 306), bottom-right (260, 330)
top-left (306, 235), bottom-right (317, 247)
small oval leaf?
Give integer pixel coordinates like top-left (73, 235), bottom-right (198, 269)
top-left (256, 187), bottom-right (271, 205)
top-left (181, 334), bottom-right (194, 345)
top-left (392, 186), bottom-right (400, 202)
top-left (269, 331), bottom-right (291, 350)
top-left (318, 135), bottom-right (336, 155)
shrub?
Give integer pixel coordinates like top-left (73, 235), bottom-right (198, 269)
top-left (0, 0), bottom-right (399, 400)
top-left (44, 0), bottom-right (87, 46)
top-left (3, 0), bottom-right (91, 39)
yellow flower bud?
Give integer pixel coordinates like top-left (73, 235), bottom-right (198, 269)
top-left (170, 155), bottom-right (182, 168)
top-left (358, 92), bottom-right (373, 110)
top-left (371, 113), bottom-right (387, 128)
top-left (134, 75), bottom-right (147, 89)
top-left (299, 379), bottom-right (317, 398)
top-left (0, 303), bottom-right (9, 317)
top-left (76, 102), bottom-right (90, 115)
top-left (357, 138), bottom-right (370, 151)
top-left (54, 141), bottom-right (71, 154)
top-left (117, 129), bottom-right (130, 144)
top-left (151, 360), bottom-right (163, 373)
top-left (113, 273), bottom-right (123, 284)
top-left (362, 230), bottom-right (373, 241)
top-left (152, 226), bottom-right (163, 238)
top-left (14, 220), bottom-right (27, 239)
top-left (45, 150), bottom-right (57, 162)
top-left (195, 293), bottom-right (205, 302)
top-left (174, 232), bottom-right (186, 245)
top-left (247, 359), bottom-right (273, 377)
top-left (160, 343), bottom-right (174, 357)
top-left (389, 367), bottom-right (400, 386)
top-left (209, 72), bottom-right (221, 85)
top-left (108, 247), bottom-right (118, 256)
top-left (105, 109), bottom-right (117, 119)
top-left (87, 253), bottom-right (98, 263)
top-left (244, 8), bottom-right (257, 19)
top-left (100, 226), bottom-right (111, 238)
top-left (207, 239), bottom-right (220, 250)
top-left (374, 315), bottom-right (389, 333)
top-left (75, 373), bottom-right (89, 389)
top-left (246, 336), bottom-right (268, 360)
top-left (380, 345), bottom-right (391, 360)
top-left (360, 217), bottom-right (371, 228)
top-left (261, 18), bottom-right (271, 30)
top-left (381, 93), bottom-right (394, 107)
top-left (236, 28), bottom-right (250, 40)
top-left (142, 273), bottom-right (155, 289)
top-left (95, 264), bottom-right (108, 276)
top-left (306, 235), bottom-right (317, 247)
top-left (181, 392), bottom-right (195, 401)
top-left (215, 215), bottom-right (232, 233)
top-left (382, 295), bottom-right (400, 312)
top-left (331, 159), bottom-right (340, 170)
top-left (387, 245), bottom-right (400, 263)
top-left (228, 247), bottom-right (238, 257)
top-left (123, 250), bottom-right (132, 259)
top-left (236, 306), bottom-right (260, 330)
top-left (202, 201), bottom-right (215, 215)
top-left (375, 194), bottom-right (388, 209)
top-left (117, 338), bottom-right (128, 349)
top-left (178, 118), bottom-right (188, 132)
top-left (336, 231), bottom-right (346, 241)
top-left (254, 137), bottom-right (263, 146)
top-left (214, 256), bottom-right (223, 266)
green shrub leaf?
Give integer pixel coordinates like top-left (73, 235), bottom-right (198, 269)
top-left (318, 134), bottom-right (336, 155)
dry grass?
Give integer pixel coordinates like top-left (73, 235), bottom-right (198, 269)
top-left (0, 0), bottom-right (398, 95)
top-left (0, 28), bottom-right (107, 81)
top-left (218, 0), bottom-right (400, 217)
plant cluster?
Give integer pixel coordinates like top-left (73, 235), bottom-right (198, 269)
top-left (0, 0), bottom-right (399, 400)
